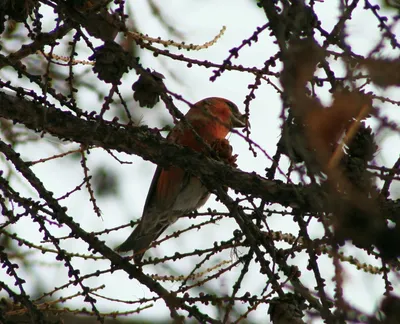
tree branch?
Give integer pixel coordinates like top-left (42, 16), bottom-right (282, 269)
top-left (0, 90), bottom-right (311, 208)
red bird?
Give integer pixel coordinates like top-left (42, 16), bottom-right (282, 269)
top-left (116, 97), bottom-right (246, 263)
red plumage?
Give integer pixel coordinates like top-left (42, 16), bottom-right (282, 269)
top-left (116, 97), bottom-right (246, 263)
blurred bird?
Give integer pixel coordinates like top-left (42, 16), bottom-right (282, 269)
top-left (116, 97), bottom-right (246, 263)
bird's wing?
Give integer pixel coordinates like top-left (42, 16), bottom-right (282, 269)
top-left (142, 166), bottom-right (162, 212)
top-left (116, 166), bottom-right (183, 255)
top-left (141, 124), bottom-right (190, 213)
top-left (143, 166), bottom-right (187, 213)
top-left (142, 123), bottom-right (200, 214)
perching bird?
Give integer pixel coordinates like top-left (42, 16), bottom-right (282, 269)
top-left (116, 97), bottom-right (246, 263)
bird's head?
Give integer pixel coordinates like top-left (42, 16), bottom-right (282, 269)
top-left (192, 97), bottom-right (247, 130)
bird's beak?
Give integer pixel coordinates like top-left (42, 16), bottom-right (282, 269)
top-left (231, 112), bottom-right (247, 128)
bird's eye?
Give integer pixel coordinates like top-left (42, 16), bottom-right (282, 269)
top-left (225, 100), bottom-right (239, 113)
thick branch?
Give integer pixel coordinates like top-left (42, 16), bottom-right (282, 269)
top-left (1, 90), bottom-right (398, 220)
top-left (0, 90), bottom-right (310, 207)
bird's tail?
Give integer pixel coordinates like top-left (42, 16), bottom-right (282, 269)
top-left (115, 221), bottom-right (167, 264)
